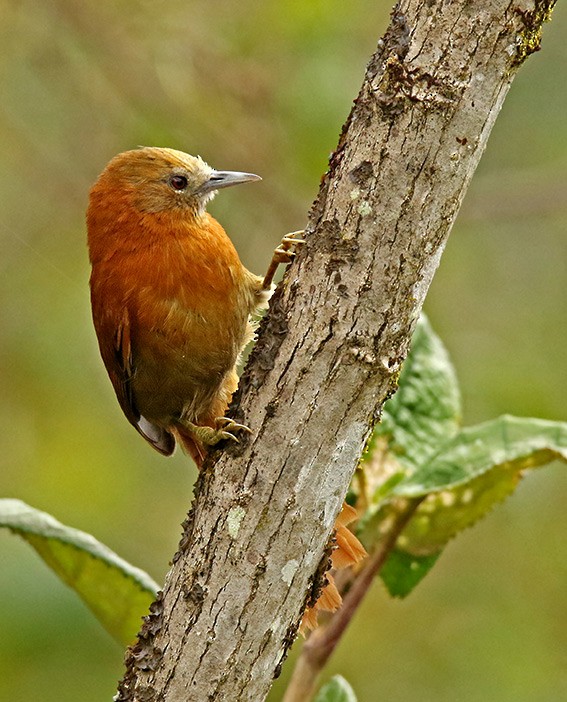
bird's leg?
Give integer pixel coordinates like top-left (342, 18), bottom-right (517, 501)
top-left (262, 230), bottom-right (305, 290)
top-left (183, 416), bottom-right (252, 446)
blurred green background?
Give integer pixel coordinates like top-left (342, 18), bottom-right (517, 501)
top-left (1, 1), bottom-right (566, 700)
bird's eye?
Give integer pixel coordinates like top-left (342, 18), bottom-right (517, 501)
top-left (169, 174), bottom-right (188, 191)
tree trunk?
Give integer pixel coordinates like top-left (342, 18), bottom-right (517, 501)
top-left (117, 1), bottom-right (556, 700)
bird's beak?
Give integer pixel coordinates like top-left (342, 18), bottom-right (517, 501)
top-left (198, 170), bottom-right (262, 195)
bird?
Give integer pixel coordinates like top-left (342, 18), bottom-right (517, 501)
top-left (87, 146), bottom-right (365, 630)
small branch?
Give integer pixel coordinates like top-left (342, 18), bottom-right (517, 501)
top-left (283, 499), bottom-right (422, 702)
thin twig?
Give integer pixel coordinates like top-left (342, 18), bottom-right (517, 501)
top-left (283, 499), bottom-right (423, 702)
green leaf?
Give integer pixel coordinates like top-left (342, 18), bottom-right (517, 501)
top-left (394, 415), bottom-right (567, 496)
top-left (371, 315), bottom-right (461, 472)
top-left (379, 548), bottom-right (440, 598)
top-left (358, 317), bottom-right (567, 599)
top-left (314, 675), bottom-right (358, 702)
top-left (0, 499), bottom-right (159, 646)
top-left (391, 415), bottom-right (567, 554)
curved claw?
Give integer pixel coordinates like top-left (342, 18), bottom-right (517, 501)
top-left (218, 431), bottom-right (240, 443)
top-left (214, 417), bottom-right (253, 434)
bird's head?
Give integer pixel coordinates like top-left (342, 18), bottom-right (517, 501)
top-left (90, 146), bottom-right (261, 218)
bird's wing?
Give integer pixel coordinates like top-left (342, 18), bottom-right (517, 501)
top-left (98, 305), bottom-right (175, 456)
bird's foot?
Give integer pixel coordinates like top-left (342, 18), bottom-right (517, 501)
top-left (187, 417), bottom-right (252, 446)
top-left (273, 230), bottom-right (305, 264)
top-left (262, 230), bottom-right (305, 289)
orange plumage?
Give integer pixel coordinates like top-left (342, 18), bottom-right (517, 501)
top-left (87, 146), bottom-right (365, 629)
top-left (87, 147), bottom-right (268, 461)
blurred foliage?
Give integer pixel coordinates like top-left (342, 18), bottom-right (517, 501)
top-left (0, 1), bottom-right (565, 701)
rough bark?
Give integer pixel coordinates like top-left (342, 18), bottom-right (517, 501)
top-left (117, 1), bottom-right (556, 700)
